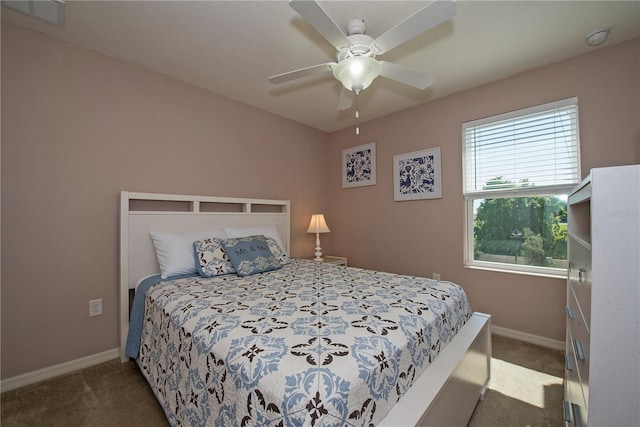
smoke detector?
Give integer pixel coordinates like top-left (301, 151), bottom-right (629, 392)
top-left (585, 28), bottom-right (610, 46)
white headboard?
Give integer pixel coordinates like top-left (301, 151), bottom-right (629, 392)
top-left (119, 191), bottom-right (290, 361)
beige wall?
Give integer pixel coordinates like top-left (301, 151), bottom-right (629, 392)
top-left (2, 21), bottom-right (638, 380)
top-left (328, 38), bottom-right (640, 342)
top-left (1, 23), bottom-right (332, 379)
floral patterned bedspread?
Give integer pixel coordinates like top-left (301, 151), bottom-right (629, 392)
top-left (137, 259), bottom-right (473, 426)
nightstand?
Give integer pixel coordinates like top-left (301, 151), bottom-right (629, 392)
top-left (318, 256), bottom-right (347, 266)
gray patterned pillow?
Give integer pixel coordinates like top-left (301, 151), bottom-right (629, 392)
top-left (222, 235), bottom-right (282, 277)
top-left (265, 236), bottom-right (291, 265)
top-left (193, 238), bottom-right (236, 277)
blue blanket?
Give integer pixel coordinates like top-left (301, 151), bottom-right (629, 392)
top-left (125, 274), bottom-right (198, 358)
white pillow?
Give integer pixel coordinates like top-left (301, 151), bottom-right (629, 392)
top-left (150, 230), bottom-right (227, 279)
top-left (224, 225), bottom-right (287, 255)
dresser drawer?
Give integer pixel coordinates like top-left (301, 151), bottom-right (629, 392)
top-left (565, 327), bottom-right (589, 426)
top-left (564, 327), bottom-right (580, 403)
top-left (568, 241), bottom-right (591, 325)
top-left (571, 398), bottom-right (588, 427)
top-left (567, 282), bottom-right (590, 334)
top-left (567, 319), bottom-right (590, 410)
top-left (564, 366), bottom-right (588, 426)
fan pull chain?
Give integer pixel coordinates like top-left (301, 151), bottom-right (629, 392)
top-left (355, 93), bottom-right (360, 135)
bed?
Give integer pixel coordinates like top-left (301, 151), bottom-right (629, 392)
top-left (119, 191), bottom-right (491, 426)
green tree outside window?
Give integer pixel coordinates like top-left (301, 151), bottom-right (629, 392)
top-left (473, 177), bottom-right (567, 267)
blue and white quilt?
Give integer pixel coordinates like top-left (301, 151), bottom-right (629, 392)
top-left (136, 259), bottom-right (473, 426)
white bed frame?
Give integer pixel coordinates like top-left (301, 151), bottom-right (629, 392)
top-left (119, 191), bottom-right (491, 427)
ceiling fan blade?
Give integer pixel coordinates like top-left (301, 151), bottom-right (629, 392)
top-left (337, 87), bottom-right (354, 110)
top-left (379, 61), bottom-right (434, 89)
top-left (289, 0), bottom-right (350, 49)
top-left (373, 0), bottom-right (456, 54)
top-left (268, 62), bottom-right (336, 84)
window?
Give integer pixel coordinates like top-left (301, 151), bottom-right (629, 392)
top-left (462, 98), bottom-right (580, 276)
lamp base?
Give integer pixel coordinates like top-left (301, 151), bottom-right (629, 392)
top-left (313, 246), bottom-right (323, 262)
top-left (313, 233), bottom-right (323, 262)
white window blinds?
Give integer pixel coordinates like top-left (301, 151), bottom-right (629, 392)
top-left (463, 98), bottom-right (580, 197)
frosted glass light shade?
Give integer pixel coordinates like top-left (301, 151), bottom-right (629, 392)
top-left (307, 214), bottom-right (330, 234)
top-left (333, 56), bottom-right (382, 92)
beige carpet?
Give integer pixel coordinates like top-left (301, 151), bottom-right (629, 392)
top-left (468, 336), bottom-right (564, 427)
top-left (1, 335), bottom-right (564, 426)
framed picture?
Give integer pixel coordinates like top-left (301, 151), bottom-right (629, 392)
top-left (342, 142), bottom-right (376, 188)
top-left (393, 147), bottom-right (442, 201)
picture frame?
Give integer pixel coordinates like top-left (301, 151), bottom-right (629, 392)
top-left (342, 142), bottom-right (376, 188)
top-left (393, 147), bottom-right (442, 201)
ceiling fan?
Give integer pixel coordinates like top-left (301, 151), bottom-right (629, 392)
top-left (268, 0), bottom-right (457, 111)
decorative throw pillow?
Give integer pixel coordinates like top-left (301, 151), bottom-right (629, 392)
top-left (222, 235), bottom-right (282, 277)
top-left (224, 225), bottom-right (288, 255)
top-left (265, 236), bottom-right (291, 265)
top-left (193, 238), bottom-right (236, 277)
top-left (149, 230), bottom-right (227, 279)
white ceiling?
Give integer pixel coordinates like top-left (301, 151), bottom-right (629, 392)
top-left (2, 1), bottom-right (639, 133)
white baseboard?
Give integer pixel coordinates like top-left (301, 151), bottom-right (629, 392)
top-left (492, 325), bottom-right (565, 351)
top-left (1, 348), bottom-right (119, 393)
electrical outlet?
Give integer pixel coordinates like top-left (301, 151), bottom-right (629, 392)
top-left (433, 273), bottom-right (441, 281)
top-left (89, 299), bottom-right (103, 317)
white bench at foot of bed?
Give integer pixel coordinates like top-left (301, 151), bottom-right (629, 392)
top-left (379, 312), bottom-right (491, 427)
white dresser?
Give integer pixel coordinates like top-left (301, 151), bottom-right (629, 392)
top-left (564, 165), bottom-right (640, 426)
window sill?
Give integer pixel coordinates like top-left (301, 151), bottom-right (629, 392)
top-left (464, 262), bottom-right (566, 280)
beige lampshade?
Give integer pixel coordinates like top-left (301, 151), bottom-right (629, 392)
top-left (306, 214), bottom-right (330, 234)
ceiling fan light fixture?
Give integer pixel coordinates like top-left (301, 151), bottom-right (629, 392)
top-left (333, 56), bottom-right (382, 92)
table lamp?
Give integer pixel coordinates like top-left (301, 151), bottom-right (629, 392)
top-left (307, 214), bottom-right (330, 261)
